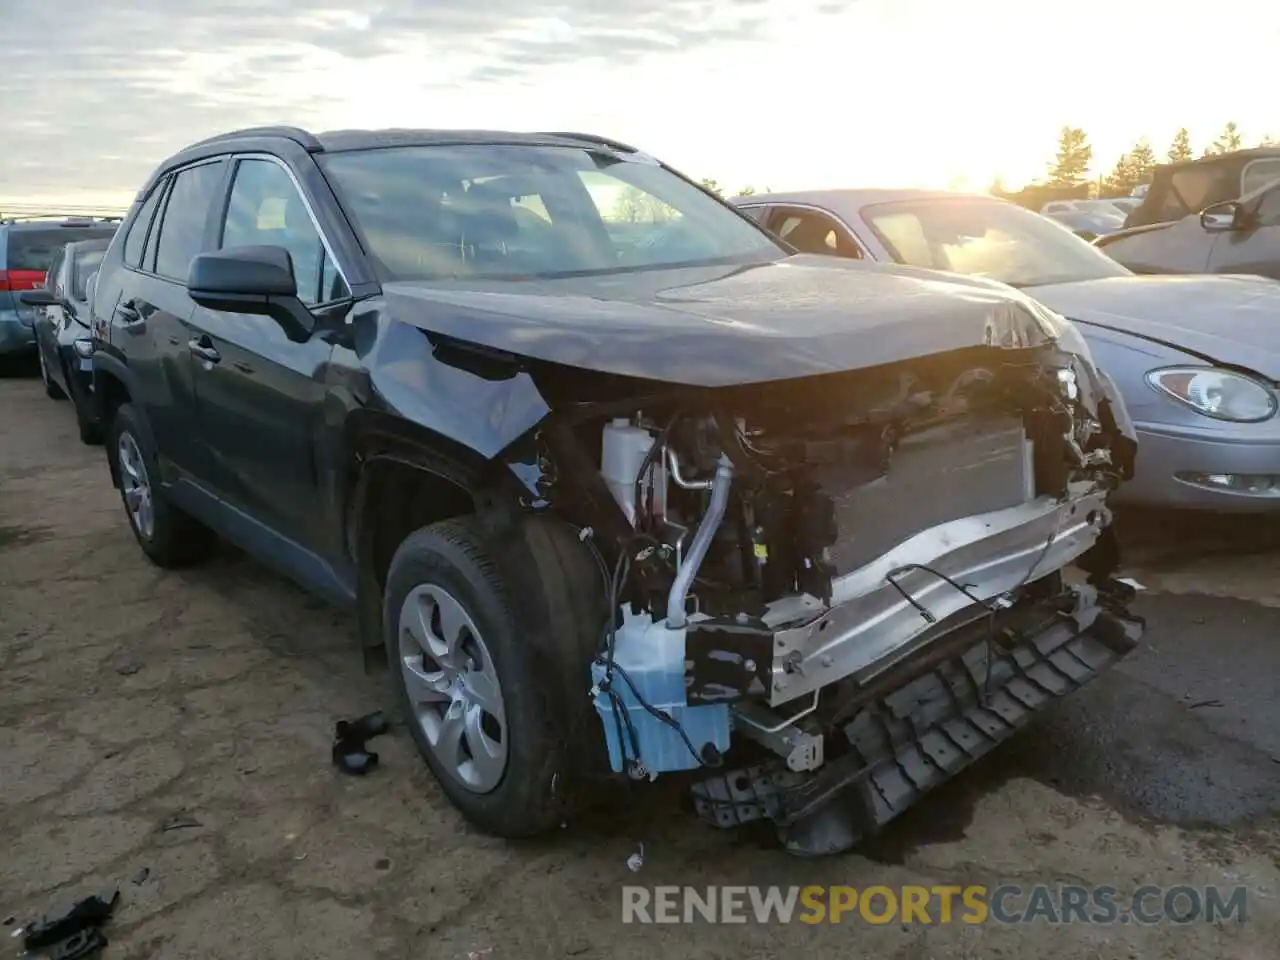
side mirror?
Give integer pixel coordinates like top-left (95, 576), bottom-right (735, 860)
top-left (186, 245), bottom-right (313, 341)
top-left (18, 287), bottom-right (58, 307)
top-left (1200, 201), bottom-right (1245, 232)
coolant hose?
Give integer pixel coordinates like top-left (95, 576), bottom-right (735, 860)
top-left (666, 454), bottom-right (734, 629)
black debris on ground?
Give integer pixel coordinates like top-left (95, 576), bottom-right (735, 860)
top-left (332, 710), bottom-right (391, 776)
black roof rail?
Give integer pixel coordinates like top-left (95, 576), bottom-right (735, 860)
top-left (539, 131), bottom-right (638, 153)
top-left (0, 213), bottom-right (126, 225)
top-left (184, 125), bottom-right (323, 153)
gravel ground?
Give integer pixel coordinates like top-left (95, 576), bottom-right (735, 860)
top-left (2, 372), bottom-right (1279, 959)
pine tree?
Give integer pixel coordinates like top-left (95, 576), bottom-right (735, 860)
top-left (1047, 127), bottom-right (1093, 187)
top-left (1206, 121), bottom-right (1244, 155)
top-left (1101, 154), bottom-right (1137, 196)
top-left (1127, 139), bottom-right (1157, 186)
top-left (1167, 128), bottom-right (1193, 163)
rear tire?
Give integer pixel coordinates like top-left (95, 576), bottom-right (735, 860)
top-left (39, 350), bottom-right (66, 400)
top-left (107, 402), bottom-right (215, 568)
top-left (383, 516), bottom-right (604, 838)
top-left (71, 385), bottom-right (103, 445)
top-left (77, 410), bottom-right (104, 446)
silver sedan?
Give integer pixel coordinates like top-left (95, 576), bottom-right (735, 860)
top-left (731, 189), bottom-right (1280, 512)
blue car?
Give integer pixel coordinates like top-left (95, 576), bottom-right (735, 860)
top-left (0, 216), bottom-right (119, 367)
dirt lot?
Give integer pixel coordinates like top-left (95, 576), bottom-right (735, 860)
top-left (3, 373), bottom-right (1280, 959)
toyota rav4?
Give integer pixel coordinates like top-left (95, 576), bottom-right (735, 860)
top-left (89, 126), bottom-right (1144, 854)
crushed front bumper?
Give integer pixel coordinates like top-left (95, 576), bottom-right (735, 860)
top-left (685, 482), bottom-right (1114, 710)
top-left (691, 577), bottom-right (1143, 855)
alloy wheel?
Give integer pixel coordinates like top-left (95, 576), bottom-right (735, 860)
top-left (116, 432), bottom-right (154, 540)
top-left (398, 583), bottom-right (508, 793)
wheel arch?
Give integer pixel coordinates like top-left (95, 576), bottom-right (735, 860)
top-left (344, 409), bottom-right (527, 655)
top-left (91, 354), bottom-right (149, 488)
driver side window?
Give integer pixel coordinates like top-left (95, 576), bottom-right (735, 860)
top-left (766, 208), bottom-right (862, 259)
top-left (220, 158), bottom-right (348, 305)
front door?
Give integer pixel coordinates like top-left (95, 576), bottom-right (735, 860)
top-left (1207, 182), bottom-right (1280, 280)
top-left (188, 155), bottom-right (350, 555)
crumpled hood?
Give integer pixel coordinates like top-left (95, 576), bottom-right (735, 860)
top-left (1028, 274), bottom-right (1280, 380)
top-left (380, 255), bottom-right (1070, 387)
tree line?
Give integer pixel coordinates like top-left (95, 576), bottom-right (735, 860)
top-left (699, 179), bottom-right (770, 198)
top-left (1043, 121), bottom-right (1278, 197)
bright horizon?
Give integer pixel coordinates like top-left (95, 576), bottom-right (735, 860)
top-left (2, 0), bottom-right (1274, 212)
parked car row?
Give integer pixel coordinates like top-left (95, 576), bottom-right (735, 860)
top-left (1038, 198), bottom-right (1128, 240)
top-left (11, 125), bottom-right (1151, 857)
top-left (0, 215), bottom-right (118, 372)
top-left (1099, 150), bottom-right (1280, 281)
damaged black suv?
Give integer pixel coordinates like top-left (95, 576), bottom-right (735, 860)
top-left (90, 126), bottom-right (1145, 854)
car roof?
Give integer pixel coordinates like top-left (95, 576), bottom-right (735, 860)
top-left (1161, 145), bottom-right (1280, 173)
top-left (312, 128), bottom-right (640, 153)
top-left (729, 187), bottom-right (1001, 219)
top-left (0, 216), bottom-right (122, 231)
top-left (143, 126), bottom-right (644, 197)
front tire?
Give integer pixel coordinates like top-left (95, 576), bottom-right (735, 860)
top-left (383, 517), bottom-right (602, 838)
top-left (107, 403), bottom-right (214, 568)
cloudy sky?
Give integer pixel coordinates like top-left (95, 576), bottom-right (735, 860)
top-left (1, 0), bottom-right (1274, 210)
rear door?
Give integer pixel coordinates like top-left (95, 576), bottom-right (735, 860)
top-left (108, 159), bottom-right (228, 485)
top-left (1206, 182), bottom-right (1280, 279)
top-left (186, 154), bottom-right (349, 552)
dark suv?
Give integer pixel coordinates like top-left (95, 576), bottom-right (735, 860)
top-left (91, 126), bottom-right (1143, 854)
top-left (0, 216), bottom-right (118, 364)
top-left (24, 237), bottom-right (114, 441)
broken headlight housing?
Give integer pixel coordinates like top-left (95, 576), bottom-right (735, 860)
top-left (1145, 366), bottom-right (1277, 423)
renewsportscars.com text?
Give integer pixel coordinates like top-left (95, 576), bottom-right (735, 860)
top-left (621, 884), bottom-right (1249, 925)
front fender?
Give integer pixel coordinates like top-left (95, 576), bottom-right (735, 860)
top-left (355, 304), bottom-right (551, 459)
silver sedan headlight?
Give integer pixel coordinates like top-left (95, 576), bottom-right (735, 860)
top-left (1146, 366), bottom-right (1277, 422)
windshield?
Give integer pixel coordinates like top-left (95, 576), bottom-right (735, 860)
top-left (862, 197), bottom-right (1131, 288)
top-left (5, 226), bottom-right (115, 272)
top-left (319, 144), bottom-right (783, 281)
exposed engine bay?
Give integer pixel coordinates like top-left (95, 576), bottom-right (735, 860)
top-left (542, 340), bottom-right (1144, 855)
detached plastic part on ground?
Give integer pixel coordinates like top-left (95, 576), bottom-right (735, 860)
top-left (18, 888), bottom-right (118, 958)
top-left (332, 710), bottom-right (391, 775)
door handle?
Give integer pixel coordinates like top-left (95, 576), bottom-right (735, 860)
top-left (188, 338), bottom-right (221, 364)
top-left (114, 300), bottom-right (140, 324)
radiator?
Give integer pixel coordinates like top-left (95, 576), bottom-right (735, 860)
top-left (812, 415), bottom-right (1034, 576)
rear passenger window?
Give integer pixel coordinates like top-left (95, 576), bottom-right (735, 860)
top-left (153, 161), bottom-right (224, 281)
top-left (143, 181), bottom-right (170, 273)
top-left (124, 184), bottom-right (165, 269)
